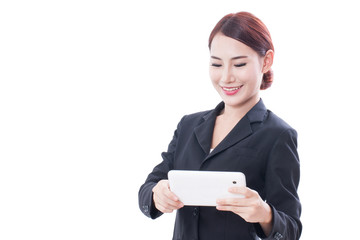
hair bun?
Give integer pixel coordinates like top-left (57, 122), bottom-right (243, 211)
top-left (261, 69), bottom-right (273, 90)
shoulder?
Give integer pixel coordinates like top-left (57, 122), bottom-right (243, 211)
top-left (264, 110), bottom-right (298, 138)
top-left (180, 102), bottom-right (223, 126)
top-left (179, 109), bottom-right (212, 127)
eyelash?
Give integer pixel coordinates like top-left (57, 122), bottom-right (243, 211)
top-left (234, 63), bottom-right (246, 67)
top-left (211, 63), bottom-right (247, 68)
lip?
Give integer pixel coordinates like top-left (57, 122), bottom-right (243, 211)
top-left (221, 85), bottom-right (243, 95)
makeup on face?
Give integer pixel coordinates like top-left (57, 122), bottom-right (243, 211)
top-left (221, 85), bottom-right (243, 95)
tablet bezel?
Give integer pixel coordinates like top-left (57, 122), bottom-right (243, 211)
top-left (168, 170), bottom-right (246, 207)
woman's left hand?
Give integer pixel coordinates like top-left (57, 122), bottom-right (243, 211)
top-left (216, 186), bottom-right (273, 235)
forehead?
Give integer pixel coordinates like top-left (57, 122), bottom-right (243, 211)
top-left (210, 33), bottom-right (258, 58)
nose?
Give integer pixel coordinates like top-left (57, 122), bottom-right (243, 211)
top-left (221, 67), bottom-right (235, 83)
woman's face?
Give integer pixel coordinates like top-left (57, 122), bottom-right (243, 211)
top-left (209, 33), bottom-right (268, 109)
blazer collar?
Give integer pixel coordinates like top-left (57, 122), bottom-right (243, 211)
top-left (194, 99), bottom-right (268, 160)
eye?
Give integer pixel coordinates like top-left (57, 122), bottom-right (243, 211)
top-left (234, 63), bottom-right (246, 67)
top-left (211, 63), bottom-right (222, 67)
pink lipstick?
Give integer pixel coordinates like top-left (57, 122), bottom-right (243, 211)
top-left (222, 86), bottom-right (243, 95)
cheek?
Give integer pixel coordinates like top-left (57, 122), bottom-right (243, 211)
top-left (232, 69), bottom-right (250, 83)
top-left (236, 68), bottom-right (261, 84)
top-left (209, 69), bottom-right (221, 83)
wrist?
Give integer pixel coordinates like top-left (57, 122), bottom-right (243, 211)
top-left (259, 202), bottom-right (273, 237)
top-left (262, 202), bottom-right (273, 224)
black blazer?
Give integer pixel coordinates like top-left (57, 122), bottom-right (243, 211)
top-left (139, 100), bottom-right (301, 240)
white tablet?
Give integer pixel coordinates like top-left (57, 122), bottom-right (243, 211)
top-left (168, 170), bottom-right (246, 206)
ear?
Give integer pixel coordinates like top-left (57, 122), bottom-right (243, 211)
top-left (262, 50), bottom-right (274, 73)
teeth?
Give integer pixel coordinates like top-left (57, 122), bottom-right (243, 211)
top-left (223, 87), bottom-right (240, 91)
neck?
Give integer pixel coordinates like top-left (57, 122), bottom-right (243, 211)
top-left (221, 96), bottom-right (260, 121)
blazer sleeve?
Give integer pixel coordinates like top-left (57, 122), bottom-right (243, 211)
top-left (254, 128), bottom-right (302, 240)
top-left (138, 116), bottom-right (184, 219)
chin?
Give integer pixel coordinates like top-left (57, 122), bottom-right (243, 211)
top-left (222, 94), bottom-right (259, 109)
top-left (222, 98), bottom-right (246, 107)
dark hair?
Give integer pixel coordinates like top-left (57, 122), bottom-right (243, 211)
top-left (209, 12), bottom-right (274, 90)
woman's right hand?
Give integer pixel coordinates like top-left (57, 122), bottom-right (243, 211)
top-left (152, 180), bottom-right (184, 213)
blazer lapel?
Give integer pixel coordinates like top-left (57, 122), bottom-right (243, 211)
top-left (203, 117), bottom-right (252, 162)
top-left (200, 99), bottom-right (268, 163)
top-left (194, 109), bottom-right (218, 155)
top-left (193, 102), bottom-right (253, 158)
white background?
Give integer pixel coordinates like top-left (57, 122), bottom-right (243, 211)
top-left (1, 0), bottom-right (359, 239)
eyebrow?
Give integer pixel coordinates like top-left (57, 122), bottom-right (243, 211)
top-left (211, 55), bottom-right (248, 60)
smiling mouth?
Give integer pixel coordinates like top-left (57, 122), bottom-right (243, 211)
top-left (221, 85), bottom-right (243, 95)
top-left (222, 86), bottom-right (242, 91)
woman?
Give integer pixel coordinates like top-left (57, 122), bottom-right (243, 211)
top-left (139, 12), bottom-right (301, 240)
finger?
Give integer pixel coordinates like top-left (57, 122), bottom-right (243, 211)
top-left (165, 199), bottom-right (184, 210)
top-left (154, 194), bottom-right (177, 213)
top-left (164, 187), bottom-right (180, 202)
top-left (155, 201), bottom-right (174, 213)
top-left (157, 196), bottom-right (182, 210)
top-left (228, 186), bottom-right (254, 197)
top-left (216, 205), bottom-right (256, 223)
top-left (153, 180), bottom-right (184, 210)
top-left (163, 189), bottom-right (184, 208)
top-left (159, 180), bottom-right (180, 202)
top-left (155, 192), bottom-right (184, 210)
top-left (155, 181), bottom-right (181, 204)
top-left (216, 205), bottom-right (249, 213)
top-left (216, 197), bottom-right (246, 206)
